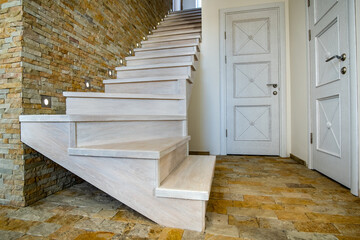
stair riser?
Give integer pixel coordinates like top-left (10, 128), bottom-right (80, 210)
top-left (75, 120), bottom-right (186, 147)
top-left (135, 46), bottom-right (198, 57)
top-left (165, 13), bottom-right (201, 19)
top-left (105, 79), bottom-right (189, 95)
top-left (171, 9), bottom-right (201, 15)
top-left (162, 16), bottom-right (201, 23)
top-left (151, 29), bottom-right (201, 38)
top-left (158, 141), bottom-right (188, 185)
top-left (116, 66), bottom-right (192, 79)
top-left (66, 97), bottom-right (186, 116)
top-left (141, 39), bottom-right (199, 48)
top-left (160, 19), bottom-right (201, 27)
top-left (144, 33), bottom-right (201, 44)
top-left (126, 55), bottom-right (194, 67)
top-left (153, 24), bottom-right (201, 33)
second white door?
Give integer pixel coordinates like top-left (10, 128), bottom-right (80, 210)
top-left (225, 7), bottom-right (282, 155)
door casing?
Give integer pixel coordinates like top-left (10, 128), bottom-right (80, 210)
top-left (306, 0), bottom-right (359, 196)
top-left (219, 2), bottom-right (287, 157)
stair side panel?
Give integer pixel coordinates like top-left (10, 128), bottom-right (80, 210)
top-left (21, 122), bottom-right (205, 231)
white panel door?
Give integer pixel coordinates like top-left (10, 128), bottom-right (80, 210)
top-left (225, 8), bottom-right (281, 155)
top-left (309, 0), bottom-right (351, 187)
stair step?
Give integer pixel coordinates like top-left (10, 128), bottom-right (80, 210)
top-left (161, 15), bottom-right (201, 23)
top-left (156, 155), bottom-right (216, 201)
top-left (63, 92), bottom-right (184, 99)
top-left (143, 33), bottom-right (201, 44)
top-left (165, 12), bottom-right (201, 19)
top-left (126, 53), bottom-right (198, 67)
top-left (170, 8), bottom-right (201, 15)
top-left (126, 51), bottom-right (198, 61)
top-left (160, 19), bottom-right (201, 27)
top-left (135, 44), bottom-right (199, 53)
top-left (115, 62), bottom-right (196, 79)
top-left (64, 92), bottom-right (186, 115)
top-left (104, 75), bottom-right (191, 95)
top-left (69, 136), bottom-right (190, 159)
top-left (19, 114), bottom-right (187, 122)
top-left (141, 38), bottom-right (199, 49)
top-left (153, 23), bottom-right (201, 33)
top-left (150, 28), bottom-right (201, 38)
top-left (104, 75), bottom-right (191, 84)
top-left (115, 62), bottom-right (196, 71)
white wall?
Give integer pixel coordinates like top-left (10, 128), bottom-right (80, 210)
top-left (188, 0), bottom-right (292, 155)
top-left (289, 0), bottom-right (308, 162)
top-left (183, 0), bottom-right (196, 9)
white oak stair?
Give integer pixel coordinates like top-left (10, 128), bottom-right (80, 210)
top-left (20, 8), bottom-right (215, 232)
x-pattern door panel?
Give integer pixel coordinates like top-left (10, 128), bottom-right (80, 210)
top-left (309, 0), bottom-right (350, 187)
top-left (226, 8), bottom-right (280, 155)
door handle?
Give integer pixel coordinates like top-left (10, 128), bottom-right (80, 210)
top-left (325, 53), bottom-right (346, 62)
top-left (266, 83), bottom-right (278, 88)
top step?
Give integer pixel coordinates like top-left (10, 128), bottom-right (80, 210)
top-left (165, 12), bottom-right (201, 20)
top-left (170, 8), bottom-right (201, 15)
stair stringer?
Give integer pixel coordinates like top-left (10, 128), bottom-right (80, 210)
top-left (21, 121), bottom-right (205, 231)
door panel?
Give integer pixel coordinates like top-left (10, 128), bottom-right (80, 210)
top-left (309, 0), bottom-right (350, 187)
top-left (314, 0), bottom-right (338, 24)
top-left (226, 8), bottom-right (280, 155)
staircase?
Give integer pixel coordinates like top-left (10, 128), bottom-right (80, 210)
top-left (19, 8), bottom-right (216, 232)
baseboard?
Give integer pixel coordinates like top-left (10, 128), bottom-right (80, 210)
top-left (290, 154), bottom-right (307, 166)
top-left (189, 151), bottom-right (210, 155)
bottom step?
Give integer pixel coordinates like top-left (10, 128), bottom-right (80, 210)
top-left (156, 155), bottom-right (216, 201)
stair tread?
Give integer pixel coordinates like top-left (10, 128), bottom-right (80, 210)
top-left (126, 51), bottom-right (198, 61)
top-left (161, 16), bottom-right (201, 23)
top-left (64, 92), bottom-right (185, 99)
top-left (156, 155), bottom-right (216, 201)
top-left (150, 29), bottom-right (201, 38)
top-left (135, 43), bottom-right (199, 52)
top-left (143, 35), bottom-right (201, 44)
top-left (69, 136), bottom-right (190, 159)
top-left (160, 19), bottom-right (201, 26)
top-left (19, 114), bottom-right (187, 122)
top-left (153, 24), bottom-right (201, 33)
top-left (104, 75), bottom-right (191, 84)
top-left (115, 62), bottom-right (195, 71)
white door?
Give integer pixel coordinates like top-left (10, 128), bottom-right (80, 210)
top-left (225, 8), bottom-right (281, 155)
top-left (309, 0), bottom-right (351, 187)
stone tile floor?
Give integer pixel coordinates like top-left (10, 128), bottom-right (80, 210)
top-left (1, 156), bottom-right (360, 239)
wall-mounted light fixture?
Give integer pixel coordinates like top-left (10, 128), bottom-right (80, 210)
top-left (41, 95), bottom-right (52, 108)
top-left (119, 58), bottom-right (124, 65)
top-left (129, 49), bottom-right (133, 56)
top-left (143, 36), bottom-right (147, 41)
top-left (148, 30), bottom-right (152, 35)
top-left (85, 79), bottom-right (91, 89)
top-left (136, 43), bottom-right (141, 48)
top-left (152, 26), bottom-right (156, 30)
top-left (108, 69), bottom-right (114, 77)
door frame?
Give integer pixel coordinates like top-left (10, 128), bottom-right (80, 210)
top-left (219, 2), bottom-right (287, 157)
top-left (306, 0), bottom-right (359, 195)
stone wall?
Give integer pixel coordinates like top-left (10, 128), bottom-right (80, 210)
top-left (0, 0), bottom-right (24, 206)
top-left (0, 0), bottom-right (172, 206)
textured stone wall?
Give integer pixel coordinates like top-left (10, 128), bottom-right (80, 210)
top-left (0, 0), bottom-right (172, 206)
top-left (0, 0), bottom-right (24, 206)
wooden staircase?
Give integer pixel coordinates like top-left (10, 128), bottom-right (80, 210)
top-left (19, 8), bottom-right (216, 232)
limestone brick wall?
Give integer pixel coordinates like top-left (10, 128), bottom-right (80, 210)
top-left (0, 0), bottom-right (24, 206)
top-left (0, 0), bottom-right (172, 206)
